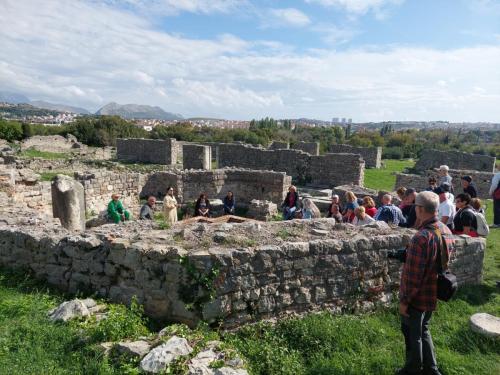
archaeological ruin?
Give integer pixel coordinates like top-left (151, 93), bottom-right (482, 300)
top-left (329, 144), bottom-right (382, 169)
top-left (414, 149), bottom-right (496, 173)
top-left (0, 135), bottom-right (489, 329)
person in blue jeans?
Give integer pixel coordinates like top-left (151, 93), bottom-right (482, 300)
top-left (223, 191), bottom-right (235, 215)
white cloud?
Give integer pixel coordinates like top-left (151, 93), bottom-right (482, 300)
top-left (1, 0), bottom-right (500, 122)
top-left (96, 0), bottom-right (246, 15)
top-left (305, 0), bottom-right (404, 14)
top-left (267, 8), bottom-right (311, 28)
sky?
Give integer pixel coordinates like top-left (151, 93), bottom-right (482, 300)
top-left (1, 0), bottom-right (500, 121)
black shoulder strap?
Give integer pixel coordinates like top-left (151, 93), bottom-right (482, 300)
top-left (424, 224), bottom-right (448, 273)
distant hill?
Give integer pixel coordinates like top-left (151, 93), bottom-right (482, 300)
top-left (0, 91), bottom-right (30, 104)
top-left (96, 102), bottom-right (183, 120)
top-left (30, 100), bottom-right (90, 114)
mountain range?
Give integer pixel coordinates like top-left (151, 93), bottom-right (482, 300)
top-left (0, 91), bottom-right (183, 119)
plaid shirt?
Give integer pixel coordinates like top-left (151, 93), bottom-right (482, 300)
top-left (374, 204), bottom-right (406, 226)
top-left (399, 217), bottom-right (452, 311)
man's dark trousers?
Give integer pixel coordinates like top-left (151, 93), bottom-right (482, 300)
top-left (494, 198), bottom-right (500, 225)
top-left (401, 306), bottom-right (438, 374)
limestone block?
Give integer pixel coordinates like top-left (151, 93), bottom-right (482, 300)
top-left (469, 313), bottom-right (500, 338)
top-left (140, 336), bottom-right (193, 373)
top-left (51, 175), bottom-right (85, 231)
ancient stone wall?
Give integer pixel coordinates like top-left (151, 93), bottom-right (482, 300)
top-left (75, 170), bottom-right (145, 214)
top-left (0, 222), bottom-right (485, 328)
top-left (415, 149), bottom-right (496, 173)
top-left (21, 134), bottom-right (83, 152)
top-left (116, 138), bottom-right (177, 165)
top-left (217, 143), bottom-right (364, 186)
top-left (395, 168), bottom-right (495, 199)
top-left (291, 141), bottom-right (320, 156)
top-left (183, 144), bottom-right (211, 170)
top-left (329, 144), bottom-right (382, 168)
top-left (140, 169), bottom-right (291, 205)
top-left (268, 141), bottom-right (289, 150)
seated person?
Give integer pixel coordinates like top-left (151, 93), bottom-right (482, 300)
top-left (471, 198), bottom-right (485, 214)
top-left (362, 196), bottom-right (377, 218)
top-left (139, 196), bottom-right (156, 220)
top-left (107, 193), bottom-right (130, 224)
top-left (436, 187), bottom-right (455, 230)
top-left (223, 191), bottom-right (235, 215)
top-left (352, 206), bottom-right (375, 226)
top-left (326, 203), bottom-right (343, 223)
top-left (453, 193), bottom-right (478, 237)
top-left (302, 198), bottom-right (321, 219)
top-left (400, 188), bottom-right (417, 228)
top-left (426, 176), bottom-right (438, 192)
top-left (461, 176), bottom-right (477, 198)
top-left (343, 191), bottom-right (359, 223)
top-left (396, 187), bottom-right (407, 209)
top-left (195, 193), bottom-right (210, 217)
top-left (374, 194), bottom-right (406, 226)
top-left (282, 185), bottom-right (299, 220)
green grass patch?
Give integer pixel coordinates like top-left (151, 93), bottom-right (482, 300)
top-left (20, 148), bottom-right (70, 160)
top-left (364, 159), bottom-right (415, 192)
top-left (40, 171), bottom-right (73, 181)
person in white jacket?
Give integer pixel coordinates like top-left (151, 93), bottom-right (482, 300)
top-left (489, 171), bottom-right (500, 227)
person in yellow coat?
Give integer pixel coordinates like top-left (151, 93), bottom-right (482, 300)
top-left (163, 186), bottom-right (178, 225)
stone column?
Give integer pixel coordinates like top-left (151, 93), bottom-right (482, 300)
top-left (51, 174), bottom-right (86, 231)
top-left (182, 144), bottom-right (212, 170)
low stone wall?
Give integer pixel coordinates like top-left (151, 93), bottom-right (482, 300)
top-left (329, 144), bottom-right (382, 168)
top-left (117, 138), bottom-right (177, 165)
top-left (75, 170), bottom-right (145, 214)
top-left (395, 168), bottom-right (494, 199)
top-left (21, 134), bottom-right (83, 152)
top-left (291, 141), bottom-right (319, 156)
top-left (0, 221), bottom-right (485, 328)
top-left (140, 168), bottom-right (291, 205)
top-left (268, 141), bottom-right (289, 150)
top-left (415, 149), bottom-right (496, 173)
top-left (217, 143), bottom-right (364, 186)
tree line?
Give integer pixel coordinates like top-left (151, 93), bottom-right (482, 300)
top-left (1, 116), bottom-right (499, 159)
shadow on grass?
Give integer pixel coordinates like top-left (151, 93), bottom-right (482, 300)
top-left (452, 284), bottom-right (498, 306)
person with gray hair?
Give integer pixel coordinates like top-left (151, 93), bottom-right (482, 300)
top-left (397, 191), bottom-right (452, 375)
top-left (374, 194), bottom-right (406, 226)
top-left (438, 165), bottom-right (454, 194)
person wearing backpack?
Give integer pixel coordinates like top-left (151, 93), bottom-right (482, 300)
top-left (452, 193), bottom-right (479, 237)
top-left (397, 191), bottom-right (451, 375)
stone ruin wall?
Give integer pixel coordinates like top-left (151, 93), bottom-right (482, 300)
top-left (290, 141), bottom-right (320, 156)
top-left (395, 169), bottom-right (495, 199)
top-left (182, 144), bottom-right (212, 170)
top-left (75, 170), bottom-right (146, 214)
top-left (415, 149), bottom-right (496, 173)
top-left (0, 223), bottom-right (485, 328)
top-left (117, 138), bottom-right (177, 165)
top-left (140, 169), bottom-right (292, 205)
top-left (268, 141), bottom-right (289, 150)
top-left (329, 144), bottom-right (382, 169)
top-left (217, 143), bottom-right (364, 187)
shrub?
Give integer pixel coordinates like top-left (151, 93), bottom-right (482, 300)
top-left (0, 119), bottom-right (23, 141)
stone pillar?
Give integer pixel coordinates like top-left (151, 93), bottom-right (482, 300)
top-left (182, 144), bottom-right (212, 170)
top-left (51, 174), bottom-right (86, 231)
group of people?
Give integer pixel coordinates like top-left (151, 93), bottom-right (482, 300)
top-left (106, 189), bottom-right (237, 225)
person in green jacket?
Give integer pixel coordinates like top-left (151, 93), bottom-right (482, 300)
top-left (107, 193), bottom-right (130, 224)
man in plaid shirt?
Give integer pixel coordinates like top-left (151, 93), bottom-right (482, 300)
top-left (397, 191), bottom-right (451, 375)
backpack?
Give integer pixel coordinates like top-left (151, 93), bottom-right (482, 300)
top-left (473, 211), bottom-right (490, 236)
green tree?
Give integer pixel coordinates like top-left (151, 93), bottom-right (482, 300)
top-left (0, 119), bottom-right (23, 141)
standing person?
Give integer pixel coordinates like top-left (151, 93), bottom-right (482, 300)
top-left (352, 206), bottom-right (375, 226)
top-left (461, 176), bottom-right (477, 198)
top-left (223, 191), bottom-right (235, 215)
top-left (426, 177), bottom-right (438, 192)
top-left (436, 187), bottom-right (455, 230)
top-left (441, 183), bottom-right (454, 205)
top-left (282, 185), bottom-right (299, 220)
top-left (453, 193), bottom-right (478, 237)
top-left (343, 191), bottom-right (359, 223)
top-left (374, 194), bottom-right (406, 226)
top-left (400, 189), bottom-right (417, 228)
top-left (362, 196), bottom-right (377, 217)
top-left (195, 193), bottom-right (210, 217)
top-left (302, 198), bottom-right (321, 219)
top-left (489, 170), bottom-right (500, 227)
top-left (139, 196), bottom-right (156, 220)
top-left (397, 191), bottom-right (451, 375)
top-left (163, 186), bottom-right (179, 224)
top-left (107, 193), bottom-right (130, 224)
top-left (438, 165), bottom-right (454, 194)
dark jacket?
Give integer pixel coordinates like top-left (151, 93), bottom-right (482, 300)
top-left (195, 198), bottom-right (211, 217)
top-left (400, 204), bottom-right (417, 228)
top-left (282, 191), bottom-right (299, 209)
top-left (464, 184), bottom-right (477, 198)
top-left (223, 196), bottom-right (235, 214)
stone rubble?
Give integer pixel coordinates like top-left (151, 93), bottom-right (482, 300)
top-left (139, 335), bottom-right (193, 373)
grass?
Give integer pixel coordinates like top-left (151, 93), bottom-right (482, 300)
top-left (0, 159), bottom-right (498, 374)
top-left (364, 159), bottom-right (415, 191)
top-left (40, 171), bottom-right (73, 181)
top-left (20, 148), bottom-right (70, 160)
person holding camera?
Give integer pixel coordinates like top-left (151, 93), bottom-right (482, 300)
top-left (397, 191), bottom-right (451, 375)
